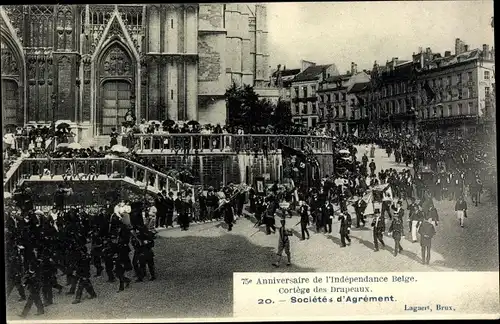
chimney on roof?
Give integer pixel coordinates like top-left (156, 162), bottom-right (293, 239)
top-left (483, 44), bottom-right (490, 59)
top-left (444, 51), bottom-right (451, 57)
top-left (455, 38), bottom-right (465, 55)
top-left (464, 44), bottom-right (469, 52)
top-left (351, 62), bottom-right (357, 74)
top-left (426, 47), bottom-right (431, 54)
top-left (392, 57), bottom-right (398, 70)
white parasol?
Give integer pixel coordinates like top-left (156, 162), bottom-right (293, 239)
top-left (111, 144), bottom-right (129, 153)
top-left (68, 142), bottom-right (82, 150)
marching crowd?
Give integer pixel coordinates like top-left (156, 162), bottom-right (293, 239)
top-left (4, 115), bottom-right (496, 318)
top-left (5, 176), bottom-right (257, 318)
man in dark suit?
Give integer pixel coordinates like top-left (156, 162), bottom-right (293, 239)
top-left (369, 159), bottom-right (376, 177)
top-left (371, 211), bottom-right (385, 252)
top-left (206, 187), bottom-right (218, 221)
top-left (354, 198), bottom-right (366, 228)
top-left (165, 192), bottom-right (175, 227)
top-left (310, 191), bottom-right (322, 225)
top-left (174, 192), bottom-right (184, 225)
top-left (338, 211), bottom-right (352, 247)
top-left (20, 263), bottom-right (44, 318)
top-left (6, 233), bottom-right (26, 302)
top-left (155, 191), bottom-right (166, 228)
top-left (298, 200), bottom-right (310, 240)
top-left (320, 200), bottom-right (334, 233)
top-left (418, 217), bottom-right (436, 265)
top-left (389, 215), bottom-right (404, 256)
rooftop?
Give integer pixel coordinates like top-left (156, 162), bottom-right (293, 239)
top-left (348, 82), bottom-right (371, 94)
top-left (292, 64), bottom-right (333, 82)
top-left (272, 68), bottom-right (301, 78)
top-left (423, 49), bottom-right (483, 70)
top-left (324, 73), bottom-right (351, 83)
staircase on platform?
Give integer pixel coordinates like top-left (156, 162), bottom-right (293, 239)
top-left (3, 157), bottom-right (193, 200)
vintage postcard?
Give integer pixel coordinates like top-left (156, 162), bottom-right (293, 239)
top-left (2, 1), bottom-right (498, 322)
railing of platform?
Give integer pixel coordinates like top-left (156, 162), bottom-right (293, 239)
top-left (11, 136), bottom-right (56, 152)
top-left (128, 134), bottom-right (334, 153)
top-left (3, 157), bottom-right (191, 194)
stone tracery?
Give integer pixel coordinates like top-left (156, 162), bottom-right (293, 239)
top-left (100, 45), bottom-right (133, 77)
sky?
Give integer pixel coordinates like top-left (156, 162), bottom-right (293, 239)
top-left (267, 1), bottom-right (494, 73)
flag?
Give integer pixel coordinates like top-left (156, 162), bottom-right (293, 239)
top-left (423, 81), bottom-right (436, 102)
top-left (356, 95), bottom-right (365, 106)
top-left (382, 186), bottom-right (393, 202)
top-left (363, 201), bottom-right (374, 216)
top-left (279, 142), bottom-right (307, 159)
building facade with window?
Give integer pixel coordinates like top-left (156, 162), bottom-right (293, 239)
top-left (415, 43), bottom-right (495, 135)
top-left (364, 57), bottom-right (420, 136)
top-left (290, 63), bottom-right (339, 128)
top-left (347, 80), bottom-right (371, 136)
top-left (0, 4), bottom-right (275, 139)
top-left (270, 65), bottom-right (300, 103)
top-left (317, 62), bottom-right (370, 134)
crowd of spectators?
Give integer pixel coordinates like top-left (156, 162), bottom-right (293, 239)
top-left (3, 124), bottom-right (77, 179)
top-left (120, 113), bottom-right (331, 138)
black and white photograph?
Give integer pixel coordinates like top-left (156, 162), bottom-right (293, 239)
top-left (2, 1), bottom-right (497, 321)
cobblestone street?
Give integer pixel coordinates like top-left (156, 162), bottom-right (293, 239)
top-left (7, 147), bottom-right (497, 320)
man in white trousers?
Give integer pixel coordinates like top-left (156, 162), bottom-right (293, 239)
top-left (454, 195), bottom-right (467, 228)
top-left (410, 202), bottom-right (424, 243)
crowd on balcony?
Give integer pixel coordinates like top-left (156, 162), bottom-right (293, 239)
top-left (3, 125), bottom-right (53, 179)
top-left (119, 109), bottom-right (330, 138)
top-left (3, 123), bottom-right (78, 177)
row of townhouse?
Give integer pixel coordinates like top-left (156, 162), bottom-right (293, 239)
top-left (271, 38), bottom-right (495, 135)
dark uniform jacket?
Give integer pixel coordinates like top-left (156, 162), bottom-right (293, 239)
top-left (371, 216), bottom-right (385, 233)
top-left (338, 213), bottom-right (352, 234)
top-left (455, 200), bottom-right (467, 211)
top-left (389, 217), bottom-right (404, 240)
top-left (165, 197), bottom-right (175, 213)
top-left (299, 205), bottom-right (310, 224)
top-left (418, 221), bottom-right (436, 242)
top-left (320, 203), bottom-right (334, 225)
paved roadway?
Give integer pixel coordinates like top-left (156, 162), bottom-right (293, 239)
top-left (6, 146), bottom-right (499, 320)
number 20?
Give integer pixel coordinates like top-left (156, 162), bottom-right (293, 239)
top-left (258, 299), bottom-right (272, 304)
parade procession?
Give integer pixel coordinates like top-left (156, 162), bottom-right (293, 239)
top-left (2, 3), bottom-right (497, 321)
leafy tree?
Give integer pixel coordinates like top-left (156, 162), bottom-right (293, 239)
top-left (225, 82), bottom-right (259, 128)
top-left (225, 83), bottom-right (292, 131)
top-left (272, 99), bottom-right (293, 131)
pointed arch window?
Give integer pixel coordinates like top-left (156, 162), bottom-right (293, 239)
top-left (29, 5), bottom-right (54, 47)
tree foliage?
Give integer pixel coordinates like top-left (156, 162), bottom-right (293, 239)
top-left (225, 83), bottom-right (293, 130)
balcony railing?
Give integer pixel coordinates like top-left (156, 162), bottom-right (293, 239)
top-left (128, 134), bottom-right (334, 154)
top-left (3, 157), bottom-right (191, 195)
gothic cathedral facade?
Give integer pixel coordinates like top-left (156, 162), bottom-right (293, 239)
top-left (1, 4), bottom-right (272, 139)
